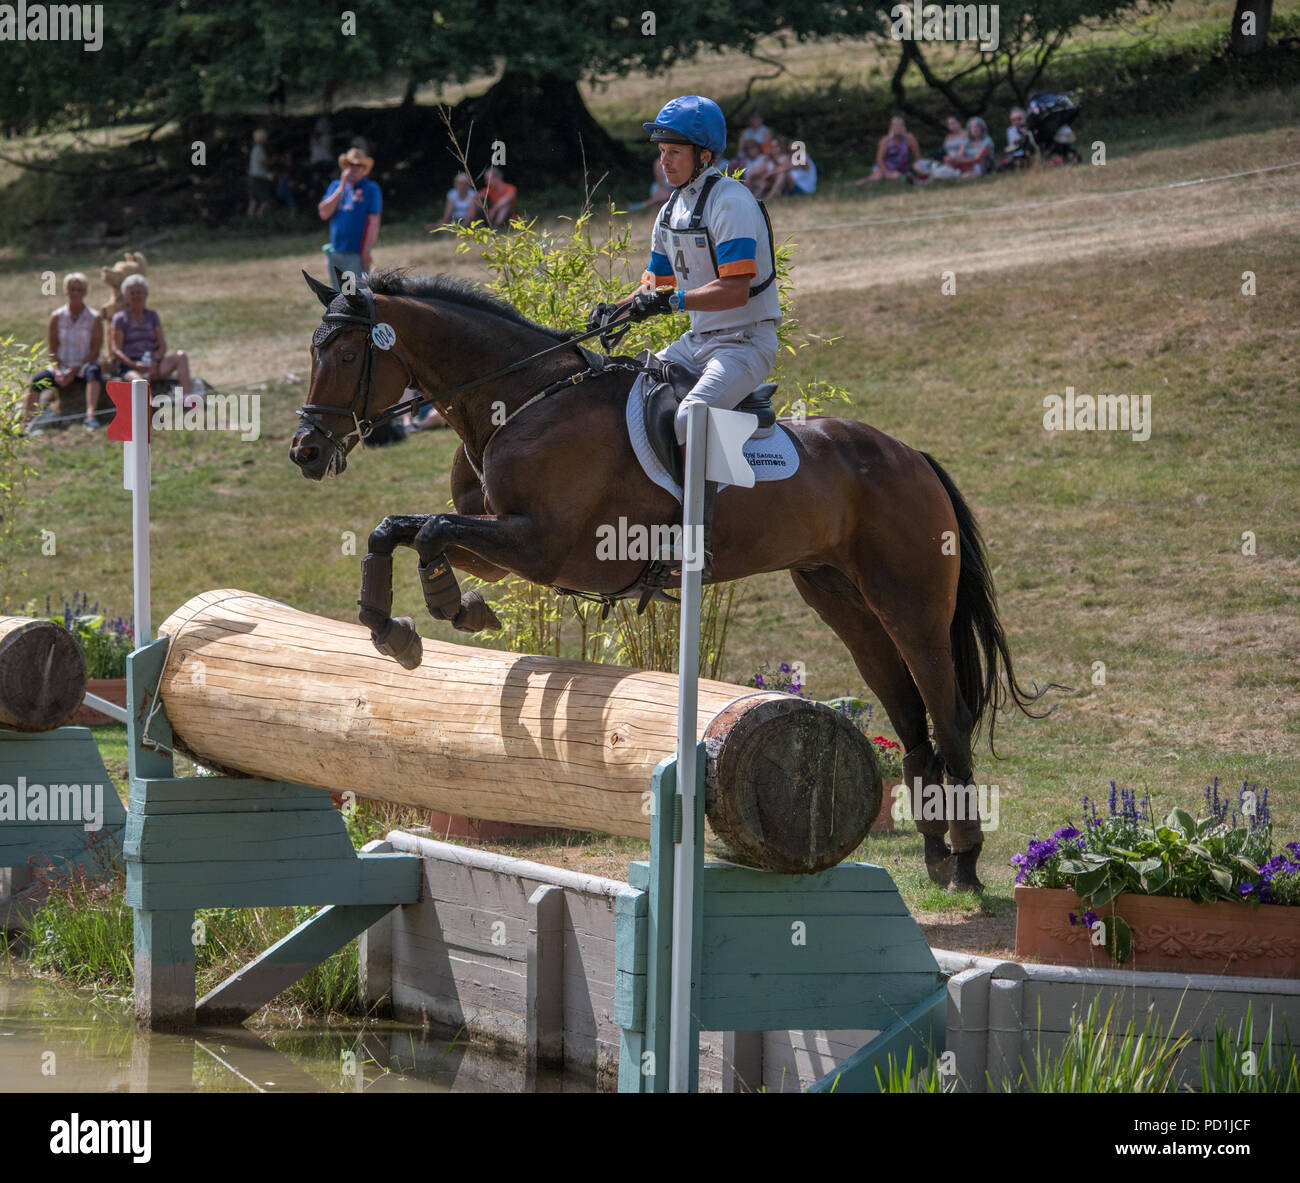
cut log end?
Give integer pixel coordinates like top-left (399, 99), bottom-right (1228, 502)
top-left (0, 618), bottom-right (89, 732)
top-left (705, 696), bottom-right (882, 874)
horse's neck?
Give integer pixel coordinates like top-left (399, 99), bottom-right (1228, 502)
top-left (419, 313), bottom-right (586, 457)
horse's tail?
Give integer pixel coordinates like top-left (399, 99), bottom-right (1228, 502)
top-left (921, 452), bottom-right (1057, 752)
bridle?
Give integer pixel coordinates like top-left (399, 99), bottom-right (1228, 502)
top-left (298, 287), bottom-right (422, 455)
top-left (298, 285), bottom-right (639, 472)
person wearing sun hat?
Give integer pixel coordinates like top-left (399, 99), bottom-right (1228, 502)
top-left (317, 145), bottom-right (382, 289)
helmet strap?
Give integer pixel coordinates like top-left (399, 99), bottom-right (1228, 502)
top-left (688, 145), bottom-right (713, 183)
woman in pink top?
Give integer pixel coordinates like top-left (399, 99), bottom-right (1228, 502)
top-left (111, 274), bottom-right (191, 394)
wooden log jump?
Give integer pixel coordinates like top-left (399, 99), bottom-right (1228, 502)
top-left (0, 617), bottom-right (88, 732)
top-left (153, 590), bottom-right (881, 874)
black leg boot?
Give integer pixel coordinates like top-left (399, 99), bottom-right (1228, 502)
top-left (948, 843), bottom-right (985, 894)
top-left (923, 834), bottom-right (954, 886)
top-left (698, 480), bottom-right (716, 582)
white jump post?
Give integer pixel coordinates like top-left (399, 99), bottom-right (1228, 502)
top-left (668, 400), bottom-right (757, 1093)
top-left (126, 377), bottom-right (151, 648)
top-left (78, 378), bottom-right (151, 726)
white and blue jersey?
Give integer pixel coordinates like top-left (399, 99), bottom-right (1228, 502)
top-left (641, 167), bottom-right (781, 334)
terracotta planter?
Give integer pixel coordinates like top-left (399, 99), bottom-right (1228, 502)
top-left (74, 677), bottom-right (127, 726)
top-left (1015, 885), bottom-right (1300, 979)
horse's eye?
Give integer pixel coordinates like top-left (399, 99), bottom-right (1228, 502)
top-left (341, 351), bottom-right (356, 362)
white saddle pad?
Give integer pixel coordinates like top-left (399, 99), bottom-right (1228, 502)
top-left (626, 373), bottom-right (800, 503)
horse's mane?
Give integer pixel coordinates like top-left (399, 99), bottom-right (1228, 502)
top-left (366, 268), bottom-right (576, 342)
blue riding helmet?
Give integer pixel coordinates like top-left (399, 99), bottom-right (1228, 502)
top-left (643, 95), bottom-right (727, 158)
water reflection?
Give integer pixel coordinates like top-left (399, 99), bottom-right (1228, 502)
top-left (0, 976), bottom-right (595, 1093)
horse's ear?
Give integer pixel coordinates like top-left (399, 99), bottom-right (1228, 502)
top-left (303, 271), bottom-right (336, 308)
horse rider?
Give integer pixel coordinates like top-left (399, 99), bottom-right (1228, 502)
top-left (588, 94), bottom-right (781, 580)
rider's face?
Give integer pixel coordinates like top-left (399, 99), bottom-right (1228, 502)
top-left (658, 143), bottom-right (701, 188)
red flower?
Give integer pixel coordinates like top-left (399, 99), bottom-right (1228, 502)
top-left (872, 736), bottom-right (901, 751)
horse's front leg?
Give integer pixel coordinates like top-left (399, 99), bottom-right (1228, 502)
top-left (357, 513), bottom-right (434, 668)
top-left (414, 512), bottom-right (548, 634)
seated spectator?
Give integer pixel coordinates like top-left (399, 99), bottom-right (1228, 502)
top-left (479, 166), bottom-right (517, 228)
top-left (1006, 107), bottom-right (1028, 151)
top-left (923, 116), bottom-right (995, 181)
top-left (912, 114), bottom-right (968, 182)
top-left (110, 275), bottom-right (191, 395)
top-left (427, 173), bottom-right (481, 230)
top-left (786, 146), bottom-right (818, 196)
top-left (247, 128), bottom-right (272, 217)
top-left (738, 110), bottom-right (772, 152)
top-left (732, 137), bottom-right (767, 184)
top-left (852, 116), bottom-right (921, 184)
top-left (951, 117), bottom-right (995, 179)
top-left (750, 136), bottom-right (791, 199)
top-left (24, 273), bottom-right (104, 431)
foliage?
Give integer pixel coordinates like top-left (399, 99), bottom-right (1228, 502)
top-left (0, 338), bottom-right (41, 610)
top-left (30, 591), bottom-right (135, 678)
top-left (1200, 1003), bottom-right (1300, 1093)
top-left (1008, 995), bottom-right (1192, 1093)
top-left (1013, 779), bottom-right (1290, 964)
top-left (873, 1044), bottom-right (956, 1093)
top-left (25, 844), bottom-right (132, 986)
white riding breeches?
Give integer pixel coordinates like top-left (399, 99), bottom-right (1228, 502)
top-left (655, 321), bottom-right (780, 444)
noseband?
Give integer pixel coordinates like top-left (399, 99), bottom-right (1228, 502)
top-left (298, 287), bottom-right (420, 454)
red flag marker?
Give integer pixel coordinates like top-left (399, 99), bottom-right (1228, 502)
top-left (106, 380), bottom-right (151, 442)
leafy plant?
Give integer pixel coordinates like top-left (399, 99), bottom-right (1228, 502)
top-left (1013, 779), bottom-right (1291, 964)
top-left (0, 337), bottom-right (42, 609)
top-left (1008, 996), bottom-right (1192, 1094)
top-left (1200, 1003), bottom-right (1300, 1093)
top-left (33, 592), bottom-right (135, 678)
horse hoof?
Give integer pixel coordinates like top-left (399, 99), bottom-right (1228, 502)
top-left (923, 835), bottom-right (954, 885)
top-left (451, 590), bottom-right (501, 633)
top-left (371, 616), bottom-right (423, 669)
top-left (948, 845), bottom-right (984, 894)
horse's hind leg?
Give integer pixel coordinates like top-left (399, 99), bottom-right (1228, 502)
top-left (865, 587), bottom-right (983, 891)
top-left (788, 566), bottom-right (954, 884)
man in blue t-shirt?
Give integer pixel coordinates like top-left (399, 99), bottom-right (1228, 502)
top-left (317, 146), bottom-right (383, 289)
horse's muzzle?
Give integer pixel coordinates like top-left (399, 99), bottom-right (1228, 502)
top-left (290, 425), bottom-right (345, 480)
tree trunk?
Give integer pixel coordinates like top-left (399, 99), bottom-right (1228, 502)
top-left (454, 69), bottom-right (633, 179)
top-left (1229, 0), bottom-right (1273, 56)
top-left (155, 590), bottom-right (881, 874)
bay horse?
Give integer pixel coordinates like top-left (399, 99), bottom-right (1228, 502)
top-left (289, 269), bottom-right (1046, 891)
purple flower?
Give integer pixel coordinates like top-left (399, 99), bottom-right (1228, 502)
top-left (1082, 911), bottom-right (1098, 928)
top-left (1068, 912), bottom-right (1079, 926)
top-left (753, 674), bottom-right (765, 689)
top-left (1054, 826), bottom-right (1080, 841)
top-left (1239, 883), bottom-right (1255, 896)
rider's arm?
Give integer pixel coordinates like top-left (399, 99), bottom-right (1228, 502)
top-left (318, 178), bottom-right (343, 221)
top-left (672, 274), bottom-right (749, 311)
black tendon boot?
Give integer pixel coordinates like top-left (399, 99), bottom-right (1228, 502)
top-left (699, 480), bottom-right (716, 582)
top-left (948, 843), bottom-right (985, 894)
top-left (923, 834), bottom-right (954, 886)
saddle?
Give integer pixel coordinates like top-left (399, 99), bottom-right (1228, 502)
top-left (635, 349), bottom-right (777, 487)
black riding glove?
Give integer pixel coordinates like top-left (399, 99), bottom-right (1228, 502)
top-left (586, 302), bottom-right (619, 332)
top-left (627, 289), bottom-right (675, 322)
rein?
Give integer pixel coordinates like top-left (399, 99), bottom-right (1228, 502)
top-left (299, 288), bottom-right (638, 462)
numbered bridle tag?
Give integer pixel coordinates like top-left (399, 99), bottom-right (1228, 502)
top-left (371, 323), bottom-right (397, 350)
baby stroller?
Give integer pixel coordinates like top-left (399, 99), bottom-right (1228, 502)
top-left (1002, 91), bottom-right (1082, 169)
